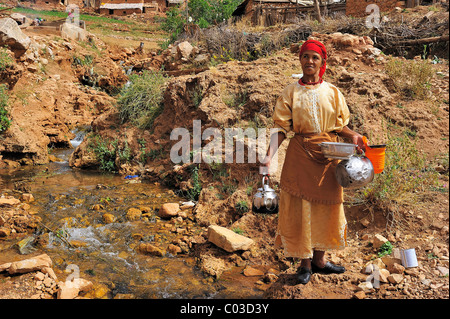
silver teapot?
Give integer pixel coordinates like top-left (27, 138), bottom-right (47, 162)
top-left (252, 175), bottom-right (279, 214)
top-left (335, 155), bottom-right (374, 189)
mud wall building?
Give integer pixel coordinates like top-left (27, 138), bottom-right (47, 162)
top-left (345, 0), bottom-right (421, 17)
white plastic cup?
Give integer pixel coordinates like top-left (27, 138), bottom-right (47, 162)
top-left (400, 248), bottom-right (418, 268)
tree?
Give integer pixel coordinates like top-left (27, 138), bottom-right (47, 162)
top-left (313, 0), bottom-right (322, 23)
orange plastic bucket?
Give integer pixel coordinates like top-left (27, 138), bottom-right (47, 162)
top-left (363, 136), bottom-right (386, 174)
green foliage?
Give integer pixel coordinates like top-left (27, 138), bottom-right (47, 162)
top-left (0, 84), bottom-right (11, 133)
top-left (188, 0), bottom-right (241, 27)
top-left (235, 200), bottom-right (249, 214)
top-left (0, 47), bottom-right (14, 70)
top-left (116, 70), bottom-right (167, 130)
top-left (159, 0), bottom-right (241, 44)
top-left (72, 54), bottom-right (94, 67)
top-left (159, 6), bottom-right (186, 45)
top-left (88, 135), bottom-right (131, 172)
top-left (378, 241), bottom-right (393, 258)
top-left (186, 165), bottom-right (202, 201)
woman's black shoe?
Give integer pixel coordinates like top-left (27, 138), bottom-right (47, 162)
top-left (296, 267), bottom-right (312, 284)
top-left (311, 261), bottom-right (345, 274)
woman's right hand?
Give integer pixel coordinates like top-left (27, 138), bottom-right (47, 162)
top-left (260, 156), bottom-right (271, 175)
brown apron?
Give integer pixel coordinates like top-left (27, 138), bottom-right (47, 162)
top-left (280, 132), bottom-right (344, 205)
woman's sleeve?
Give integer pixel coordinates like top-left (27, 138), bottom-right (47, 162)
top-left (272, 87), bottom-right (293, 135)
top-left (334, 88), bottom-right (350, 131)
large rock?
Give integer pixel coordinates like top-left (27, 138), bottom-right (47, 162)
top-left (1, 254), bottom-right (52, 274)
top-left (0, 197), bottom-right (21, 207)
top-left (0, 18), bottom-right (30, 56)
top-left (60, 22), bottom-right (89, 42)
top-left (158, 203), bottom-right (180, 219)
top-left (176, 41), bottom-right (194, 61)
top-left (57, 278), bottom-right (93, 299)
top-left (372, 234), bottom-right (389, 250)
top-left (207, 225), bottom-right (254, 252)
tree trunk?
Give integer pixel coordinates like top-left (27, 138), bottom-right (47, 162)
top-left (313, 0), bottom-right (322, 23)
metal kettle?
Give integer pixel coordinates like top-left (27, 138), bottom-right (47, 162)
top-left (335, 155), bottom-right (374, 189)
top-left (252, 174), bottom-right (279, 214)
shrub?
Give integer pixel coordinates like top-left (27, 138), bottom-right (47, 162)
top-left (0, 84), bottom-right (11, 133)
top-left (116, 70), bottom-right (167, 130)
top-left (87, 135), bottom-right (131, 172)
top-left (385, 58), bottom-right (434, 99)
top-left (378, 241), bottom-right (393, 258)
top-left (0, 47), bottom-right (14, 70)
top-left (355, 127), bottom-right (439, 229)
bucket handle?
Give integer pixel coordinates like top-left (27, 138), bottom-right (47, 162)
top-left (262, 174), bottom-right (270, 187)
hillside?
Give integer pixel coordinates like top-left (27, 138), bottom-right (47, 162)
top-left (0, 4), bottom-right (449, 300)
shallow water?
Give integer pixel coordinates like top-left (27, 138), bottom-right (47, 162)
top-left (0, 146), bottom-right (263, 299)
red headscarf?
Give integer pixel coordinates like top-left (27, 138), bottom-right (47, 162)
top-left (299, 39), bottom-right (327, 78)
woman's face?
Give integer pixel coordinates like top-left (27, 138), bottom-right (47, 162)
top-left (300, 50), bottom-right (324, 77)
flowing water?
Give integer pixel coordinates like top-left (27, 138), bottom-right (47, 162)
top-left (0, 133), bottom-right (263, 299)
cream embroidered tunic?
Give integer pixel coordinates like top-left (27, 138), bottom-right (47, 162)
top-left (273, 80), bottom-right (350, 259)
top-left (273, 80), bottom-right (350, 135)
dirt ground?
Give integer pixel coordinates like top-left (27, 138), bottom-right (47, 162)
top-left (1, 4), bottom-right (449, 300)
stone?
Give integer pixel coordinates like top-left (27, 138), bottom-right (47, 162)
top-left (388, 263), bottom-right (405, 274)
top-left (364, 258), bottom-right (386, 272)
top-left (0, 227), bottom-right (11, 237)
top-left (0, 262), bottom-right (11, 272)
top-left (243, 266), bottom-right (264, 277)
top-left (332, 33), bottom-right (360, 48)
top-left (21, 193), bottom-right (34, 202)
top-left (6, 254), bottom-right (52, 274)
top-left (436, 266), bottom-right (449, 276)
top-left (138, 243), bottom-right (165, 257)
top-left (41, 266), bottom-right (58, 281)
top-left (208, 225), bottom-right (254, 253)
top-left (60, 22), bottom-right (89, 42)
top-left (57, 278), bottom-right (93, 299)
top-left (353, 291), bottom-right (366, 299)
top-left (373, 234), bottom-right (389, 250)
top-left (34, 271), bottom-right (45, 281)
top-left (0, 197), bottom-right (21, 207)
top-left (357, 281), bottom-right (373, 293)
top-left (377, 268), bottom-right (390, 283)
top-left (158, 203), bottom-right (179, 219)
top-left (102, 213), bottom-right (115, 224)
top-left (176, 41), bottom-right (193, 61)
top-left (0, 18), bottom-right (31, 57)
top-left (126, 208), bottom-right (142, 221)
top-left (382, 255), bottom-right (402, 268)
top-left (387, 274), bottom-right (404, 284)
top-left (168, 244), bottom-right (182, 255)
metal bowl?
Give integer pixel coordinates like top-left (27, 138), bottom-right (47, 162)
top-left (320, 142), bottom-right (356, 160)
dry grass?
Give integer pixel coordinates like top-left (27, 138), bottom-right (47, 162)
top-left (385, 57), bottom-right (434, 99)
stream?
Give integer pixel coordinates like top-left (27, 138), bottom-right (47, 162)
top-left (0, 133), bottom-right (263, 299)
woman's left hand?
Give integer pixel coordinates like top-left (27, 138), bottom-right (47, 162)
top-left (352, 134), bottom-right (365, 154)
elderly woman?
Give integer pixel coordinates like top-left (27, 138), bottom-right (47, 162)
top-left (262, 40), bottom-right (365, 284)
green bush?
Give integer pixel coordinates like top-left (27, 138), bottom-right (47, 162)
top-left (159, 0), bottom-right (242, 44)
top-left (0, 47), bottom-right (14, 70)
top-left (0, 84), bottom-right (11, 133)
top-left (116, 70), bottom-right (167, 130)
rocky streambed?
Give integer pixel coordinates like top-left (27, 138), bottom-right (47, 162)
top-left (0, 147), bottom-right (271, 299)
